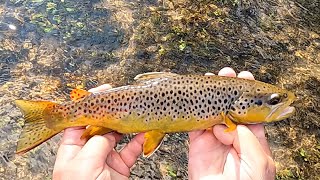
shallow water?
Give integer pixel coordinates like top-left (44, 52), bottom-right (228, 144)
top-left (0, 0), bottom-right (319, 179)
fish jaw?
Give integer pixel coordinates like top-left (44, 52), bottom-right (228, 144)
top-left (275, 106), bottom-right (296, 121)
top-left (265, 104), bottom-right (296, 122)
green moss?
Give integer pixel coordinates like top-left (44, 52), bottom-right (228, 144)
top-left (75, 22), bottom-right (84, 28)
top-left (276, 169), bottom-right (296, 179)
top-left (178, 40), bottom-right (187, 51)
top-left (43, 27), bottom-right (53, 33)
top-left (46, 2), bottom-right (57, 11)
top-left (166, 165), bottom-right (177, 178)
top-left (158, 45), bottom-right (166, 55)
top-left (299, 148), bottom-right (309, 162)
top-left (65, 7), bottom-right (75, 12)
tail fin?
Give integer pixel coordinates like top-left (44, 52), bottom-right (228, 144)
top-left (15, 100), bottom-right (61, 154)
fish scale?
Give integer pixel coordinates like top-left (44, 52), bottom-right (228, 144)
top-left (14, 72), bottom-right (296, 156)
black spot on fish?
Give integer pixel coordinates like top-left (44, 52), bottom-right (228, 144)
top-left (255, 100), bottom-right (263, 106)
top-left (234, 90), bottom-right (238, 96)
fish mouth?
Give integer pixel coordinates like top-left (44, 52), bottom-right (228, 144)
top-left (265, 102), bottom-right (296, 122)
top-left (275, 106), bottom-right (296, 120)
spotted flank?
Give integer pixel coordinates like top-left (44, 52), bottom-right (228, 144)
top-left (15, 72), bottom-right (296, 156)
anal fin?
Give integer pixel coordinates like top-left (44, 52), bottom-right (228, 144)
top-left (80, 126), bottom-right (113, 141)
top-left (143, 130), bottom-right (165, 158)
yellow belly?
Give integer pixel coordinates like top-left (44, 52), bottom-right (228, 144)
top-left (102, 113), bottom-right (225, 134)
top-left (49, 112), bottom-right (224, 134)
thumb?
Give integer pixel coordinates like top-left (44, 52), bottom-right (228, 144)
top-left (214, 125), bottom-right (275, 179)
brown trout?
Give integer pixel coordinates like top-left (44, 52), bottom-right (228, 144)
top-left (15, 72), bottom-right (296, 156)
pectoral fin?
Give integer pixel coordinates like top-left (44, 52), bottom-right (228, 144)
top-left (80, 126), bottom-right (113, 141)
top-left (221, 112), bottom-right (237, 132)
top-left (143, 130), bottom-right (166, 158)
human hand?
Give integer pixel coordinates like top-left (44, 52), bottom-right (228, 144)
top-left (53, 84), bottom-right (144, 180)
top-left (188, 67), bottom-right (276, 180)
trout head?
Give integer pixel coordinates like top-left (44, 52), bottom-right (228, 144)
top-left (227, 85), bottom-right (296, 124)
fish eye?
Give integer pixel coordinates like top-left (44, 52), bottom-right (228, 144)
top-left (267, 93), bottom-right (281, 105)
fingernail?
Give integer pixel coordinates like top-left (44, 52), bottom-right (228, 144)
top-left (237, 71), bottom-right (255, 80)
top-left (218, 67), bottom-right (236, 77)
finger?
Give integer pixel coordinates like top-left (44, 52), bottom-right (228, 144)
top-left (60, 127), bottom-right (87, 146)
top-left (188, 130), bottom-right (205, 142)
top-left (232, 125), bottom-right (269, 164)
top-left (119, 133), bottom-right (144, 168)
top-left (54, 127), bottom-right (87, 172)
top-left (222, 148), bottom-right (240, 178)
top-left (88, 84), bottom-right (112, 93)
top-left (113, 132), bottom-right (124, 143)
top-left (99, 132), bottom-right (126, 177)
top-left (106, 150), bottom-right (130, 177)
top-left (213, 121), bottom-right (273, 178)
top-left (237, 71), bottom-right (255, 80)
top-left (106, 166), bottom-right (129, 180)
top-left (214, 125), bottom-right (268, 159)
top-left (76, 133), bottom-right (116, 165)
top-left (188, 129), bottom-right (222, 154)
top-left (247, 124), bottom-right (272, 156)
top-left (105, 134), bottom-right (145, 177)
top-left (218, 67), bottom-right (236, 77)
top-left (188, 129), bottom-right (229, 175)
top-left (213, 124), bottom-right (269, 153)
top-left (213, 125), bottom-right (235, 146)
top-left (233, 125), bottom-right (275, 179)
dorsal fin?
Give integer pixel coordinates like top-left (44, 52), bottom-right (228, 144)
top-left (70, 89), bottom-right (91, 101)
top-left (134, 72), bottom-right (179, 81)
